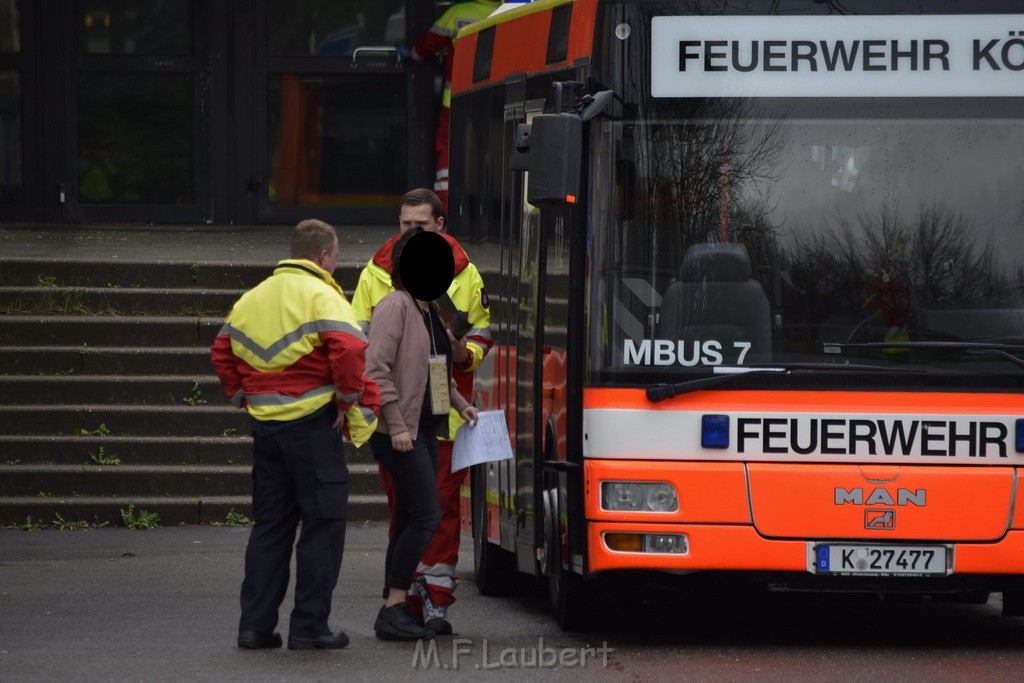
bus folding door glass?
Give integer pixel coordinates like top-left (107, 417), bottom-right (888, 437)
top-left (77, 73), bottom-right (193, 205)
top-left (266, 0), bottom-right (406, 57)
top-left (75, 0), bottom-right (192, 55)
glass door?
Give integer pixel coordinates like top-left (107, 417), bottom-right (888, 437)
top-left (0, 1), bottom-right (20, 208)
top-left (0, 0), bottom-right (51, 221)
top-left (65, 0), bottom-right (210, 222)
top-left (253, 0), bottom-right (436, 225)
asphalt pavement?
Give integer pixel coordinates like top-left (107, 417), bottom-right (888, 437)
top-left (0, 523), bottom-right (612, 683)
top-left (6, 524), bottom-right (1024, 683)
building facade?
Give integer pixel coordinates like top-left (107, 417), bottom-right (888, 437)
top-left (0, 0), bottom-right (445, 225)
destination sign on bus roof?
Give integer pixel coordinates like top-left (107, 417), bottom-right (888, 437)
top-left (651, 15), bottom-right (1024, 97)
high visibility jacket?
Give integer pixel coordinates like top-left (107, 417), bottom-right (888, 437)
top-left (351, 233), bottom-right (492, 436)
top-left (411, 0), bottom-right (500, 108)
top-left (210, 259), bottom-right (379, 447)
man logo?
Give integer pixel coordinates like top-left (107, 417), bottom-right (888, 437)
top-left (865, 508), bottom-right (895, 530)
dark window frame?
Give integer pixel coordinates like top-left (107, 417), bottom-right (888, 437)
top-left (545, 4), bottom-right (571, 65)
top-left (473, 26), bottom-right (495, 83)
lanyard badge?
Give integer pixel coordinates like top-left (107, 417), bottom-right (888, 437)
top-left (428, 354), bottom-right (450, 415)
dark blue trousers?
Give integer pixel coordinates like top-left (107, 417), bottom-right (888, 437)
top-left (239, 406), bottom-right (348, 638)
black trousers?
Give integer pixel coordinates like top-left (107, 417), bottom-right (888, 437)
top-left (239, 406), bottom-right (348, 638)
top-left (370, 426), bottom-right (441, 593)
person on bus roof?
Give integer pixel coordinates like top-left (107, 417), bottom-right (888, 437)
top-left (409, 0), bottom-right (500, 214)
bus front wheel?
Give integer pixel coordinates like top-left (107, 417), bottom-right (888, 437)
top-left (543, 488), bottom-right (594, 631)
top-left (472, 464), bottom-right (513, 596)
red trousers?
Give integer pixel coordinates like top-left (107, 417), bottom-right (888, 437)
top-left (379, 439), bottom-right (466, 609)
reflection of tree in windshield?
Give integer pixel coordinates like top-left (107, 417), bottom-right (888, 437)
top-left (780, 204), bottom-right (1012, 343)
top-left (622, 99), bottom-right (789, 273)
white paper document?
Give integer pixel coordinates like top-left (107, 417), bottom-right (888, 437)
top-left (451, 410), bottom-right (514, 472)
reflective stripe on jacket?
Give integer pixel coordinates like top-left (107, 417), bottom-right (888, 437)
top-left (210, 259), bottom-right (379, 446)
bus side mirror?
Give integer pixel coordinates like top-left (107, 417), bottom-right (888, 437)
top-left (527, 113), bottom-right (581, 206)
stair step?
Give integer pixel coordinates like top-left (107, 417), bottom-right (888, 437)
top-left (0, 315), bottom-right (223, 346)
top-left (0, 463), bottom-right (383, 497)
top-left (0, 286), bottom-right (241, 317)
top-left (0, 258), bottom-right (365, 290)
top-left (0, 404), bottom-right (249, 436)
top-left (1, 346), bottom-right (214, 375)
top-left (2, 464), bottom-right (253, 497)
top-left (0, 435), bottom-right (252, 465)
top-left (0, 434), bottom-right (377, 465)
top-left (0, 493), bottom-right (389, 527)
top-left (0, 375), bottom-right (223, 405)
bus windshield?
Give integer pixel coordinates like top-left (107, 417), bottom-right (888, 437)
top-left (588, 103), bottom-right (1024, 388)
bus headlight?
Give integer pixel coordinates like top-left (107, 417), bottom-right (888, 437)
top-left (600, 481), bottom-right (679, 512)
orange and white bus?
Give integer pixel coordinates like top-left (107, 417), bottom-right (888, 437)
top-left (449, 0), bottom-right (1024, 629)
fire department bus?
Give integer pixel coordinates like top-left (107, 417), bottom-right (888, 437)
top-left (449, 0), bottom-right (1024, 629)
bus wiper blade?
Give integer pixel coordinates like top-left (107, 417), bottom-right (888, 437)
top-left (832, 340), bottom-right (1024, 350)
top-left (828, 341), bottom-right (1024, 370)
top-left (645, 362), bottom-right (931, 403)
top-left (647, 367), bottom-right (786, 402)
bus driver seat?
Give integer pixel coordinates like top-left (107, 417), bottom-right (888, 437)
top-left (656, 243), bottom-right (772, 364)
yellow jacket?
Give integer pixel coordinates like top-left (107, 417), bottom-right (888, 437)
top-left (211, 259), bottom-right (379, 447)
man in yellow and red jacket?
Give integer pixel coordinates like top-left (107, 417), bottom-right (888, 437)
top-left (351, 188), bottom-right (492, 635)
top-left (410, 0), bottom-right (500, 213)
top-left (211, 219), bottom-right (379, 651)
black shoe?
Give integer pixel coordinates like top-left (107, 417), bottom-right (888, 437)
top-left (287, 631), bottom-right (350, 650)
top-left (404, 603), bottom-right (425, 627)
top-left (374, 604), bottom-right (434, 641)
top-left (237, 631), bottom-right (283, 649)
top-left (424, 616), bottom-right (452, 636)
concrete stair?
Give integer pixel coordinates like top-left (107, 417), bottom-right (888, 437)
top-left (0, 257), bottom-right (386, 527)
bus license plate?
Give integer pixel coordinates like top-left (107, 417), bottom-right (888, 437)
top-left (814, 544), bottom-right (948, 576)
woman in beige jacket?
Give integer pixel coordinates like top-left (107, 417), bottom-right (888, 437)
top-left (365, 228), bottom-right (478, 641)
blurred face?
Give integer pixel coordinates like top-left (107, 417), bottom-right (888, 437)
top-left (398, 203), bottom-right (444, 234)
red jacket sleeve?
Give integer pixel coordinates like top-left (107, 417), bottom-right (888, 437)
top-left (210, 332), bottom-right (245, 405)
top-left (412, 28), bottom-right (451, 61)
top-left (320, 330), bottom-right (379, 418)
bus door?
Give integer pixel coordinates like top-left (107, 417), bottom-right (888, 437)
top-left (470, 99), bottom-right (535, 565)
top-left (538, 201), bottom-right (573, 582)
top-left (515, 100), bottom-right (576, 576)
top-left (512, 105), bottom-right (544, 572)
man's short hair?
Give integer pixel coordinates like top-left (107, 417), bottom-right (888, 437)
top-left (291, 219), bottom-right (337, 260)
top-left (400, 188), bottom-right (442, 219)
